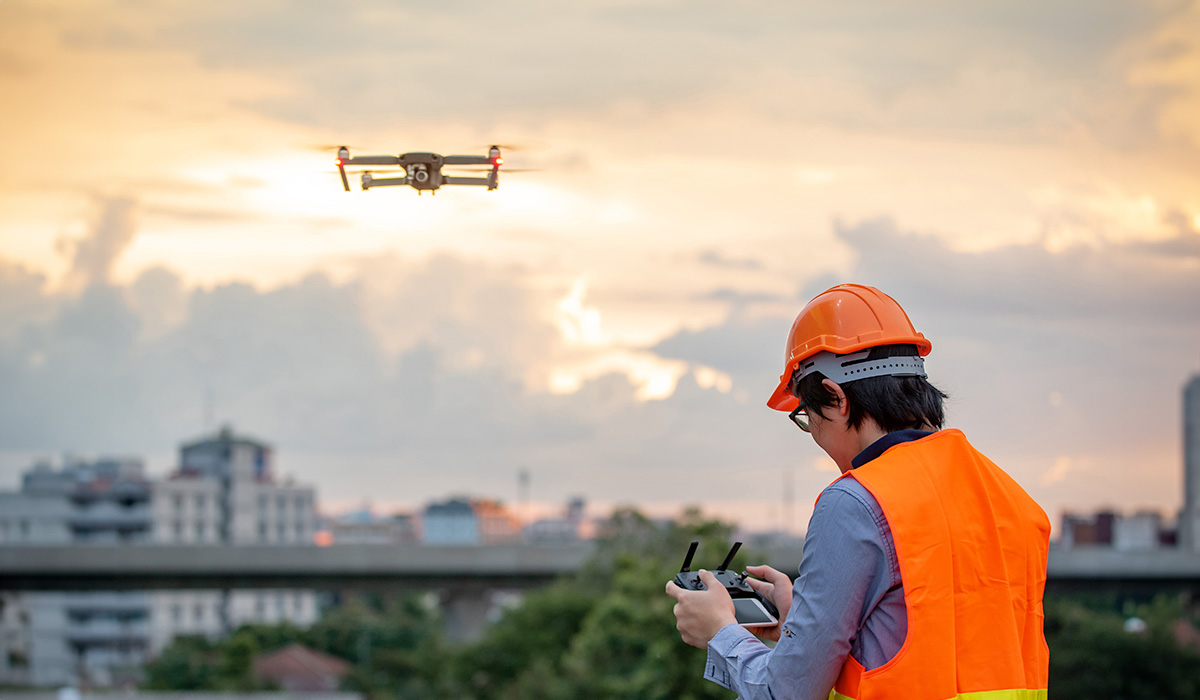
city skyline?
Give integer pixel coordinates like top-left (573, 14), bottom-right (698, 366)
top-left (2, 1), bottom-right (1199, 533)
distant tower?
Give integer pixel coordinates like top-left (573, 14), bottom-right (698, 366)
top-left (1181, 374), bottom-right (1200, 551)
top-left (518, 469), bottom-right (531, 527)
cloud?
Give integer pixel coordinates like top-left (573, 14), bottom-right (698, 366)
top-left (698, 250), bottom-right (764, 271)
top-left (2, 0), bottom-right (1197, 525)
top-left (651, 216), bottom-right (1200, 516)
top-left (3, 213), bottom-right (1197, 527)
top-left (23, 0), bottom-right (1178, 151)
top-left (0, 260), bottom-right (53, 343)
top-left (1041, 456), bottom-right (1075, 487)
top-left (651, 312), bottom-right (786, 379)
top-left (59, 195), bottom-right (140, 291)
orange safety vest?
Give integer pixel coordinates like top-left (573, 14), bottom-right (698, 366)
top-left (826, 430), bottom-right (1050, 700)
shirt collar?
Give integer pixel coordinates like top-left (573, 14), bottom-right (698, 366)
top-left (851, 429), bottom-right (932, 469)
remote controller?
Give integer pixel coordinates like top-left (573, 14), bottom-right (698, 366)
top-left (672, 541), bottom-right (780, 627)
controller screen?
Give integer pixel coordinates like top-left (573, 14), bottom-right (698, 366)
top-left (733, 599), bottom-right (776, 625)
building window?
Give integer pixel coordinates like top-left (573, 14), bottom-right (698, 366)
top-left (171, 604), bottom-right (182, 623)
top-left (195, 522), bottom-right (205, 541)
top-left (295, 495), bottom-right (306, 510)
top-left (19, 520), bottom-right (29, 539)
top-left (195, 494), bottom-right (206, 510)
top-left (194, 604), bottom-right (204, 622)
top-left (255, 595), bottom-right (266, 617)
top-left (258, 522), bottom-right (267, 542)
top-left (173, 521), bottom-right (183, 541)
top-left (277, 522), bottom-right (286, 541)
top-left (173, 494), bottom-right (183, 511)
top-left (295, 523), bottom-right (305, 539)
top-left (258, 494), bottom-right (268, 512)
top-left (276, 494), bottom-right (286, 511)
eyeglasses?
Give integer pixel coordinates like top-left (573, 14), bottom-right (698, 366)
top-left (789, 402), bottom-right (810, 433)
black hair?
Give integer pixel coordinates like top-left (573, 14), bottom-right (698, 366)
top-left (791, 344), bottom-right (948, 433)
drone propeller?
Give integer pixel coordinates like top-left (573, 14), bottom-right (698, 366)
top-left (477, 142), bottom-right (541, 152)
top-left (304, 142), bottom-right (366, 153)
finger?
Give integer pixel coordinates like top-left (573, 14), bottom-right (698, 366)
top-left (697, 569), bottom-right (719, 587)
top-left (745, 576), bottom-right (771, 594)
top-left (665, 581), bottom-right (685, 601)
top-left (748, 564), bottom-right (791, 587)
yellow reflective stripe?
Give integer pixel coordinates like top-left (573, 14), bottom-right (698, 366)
top-left (829, 689), bottom-right (1047, 700)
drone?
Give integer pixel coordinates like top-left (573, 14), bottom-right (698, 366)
top-left (335, 145), bottom-right (503, 194)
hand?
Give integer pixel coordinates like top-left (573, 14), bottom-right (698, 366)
top-left (744, 564), bottom-right (793, 643)
top-left (665, 570), bottom-right (737, 649)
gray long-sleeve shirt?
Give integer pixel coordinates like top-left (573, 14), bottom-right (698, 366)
top-left (704, 431), bottom-right (928, 699)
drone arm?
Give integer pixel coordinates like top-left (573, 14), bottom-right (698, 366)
top-left (346, 155), bottom-right (402, 166)
top-left (337, 161), bottom-right (350, 192)
top-left (443, 155), bottom-right (492, 166)
top-left (441, 175), bottom-right (491, 187)
top-left (361, 174), bottom-right (409, 190)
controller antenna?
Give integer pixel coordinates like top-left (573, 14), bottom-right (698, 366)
top-left (679, 541), bottom-right (699, 572)
top-left (717, 541), bottom-right (743, 572)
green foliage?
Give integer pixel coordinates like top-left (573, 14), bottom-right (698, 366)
top-left (142, 594), bottom-right (444, 697)
top-left (1045, 593), bottom-right (1200, 700)
top-left (552, 555), bottom-right (729, 700)
top-left (443, 506), bottom-right (740, 700)
top-left (445, 581), bottom-right (595, 697)
top-left (142, 635), bottom-right (217, 690)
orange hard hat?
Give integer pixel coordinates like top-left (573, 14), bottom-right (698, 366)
top-left (766, 284), bottom-right (932, 411)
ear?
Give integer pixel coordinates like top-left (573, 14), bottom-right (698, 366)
top-left (821, 378), bottom-right (850, 419)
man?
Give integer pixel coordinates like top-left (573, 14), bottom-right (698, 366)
top-left (667, 284), bottom-right (1050, 700)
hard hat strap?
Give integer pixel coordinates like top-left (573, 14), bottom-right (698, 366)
top-left (796, 350), bottom-right (927, 386)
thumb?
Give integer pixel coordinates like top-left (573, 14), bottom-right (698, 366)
top-left (697, 569), bottom-right (720, 587)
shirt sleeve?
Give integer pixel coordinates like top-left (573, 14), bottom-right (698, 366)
top-left (702, 484), bottom-right (897, 700)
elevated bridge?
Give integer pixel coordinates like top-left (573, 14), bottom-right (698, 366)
top-left (0, 543), bottom-right (594, 591)
top-left (2, 544), bottom-right (1199, 592)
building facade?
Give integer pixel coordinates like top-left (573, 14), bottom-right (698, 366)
top-left (0, 428), bottom-right (321, 688)
top-left (421, 498), bottom-right (520, 546)
top-left (0, 458), bottom-right (154, 687)
top-left (150, 428), bottom-right (320, 662)
top-left (325, 508), bottom-right (418, 545)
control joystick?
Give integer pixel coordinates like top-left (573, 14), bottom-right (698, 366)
top-left (672, 541), bottom-right (780, 627)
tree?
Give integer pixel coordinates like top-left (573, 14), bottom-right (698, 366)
top-left (1045, 594), bottom-right (1200, 699)
top-left (438, 506), bottom-right (746, 700)
top-left (142, 635), bottom-right (216, 690)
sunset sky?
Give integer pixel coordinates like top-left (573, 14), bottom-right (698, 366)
top-left (1, 0), bottom-right (1199, 533)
